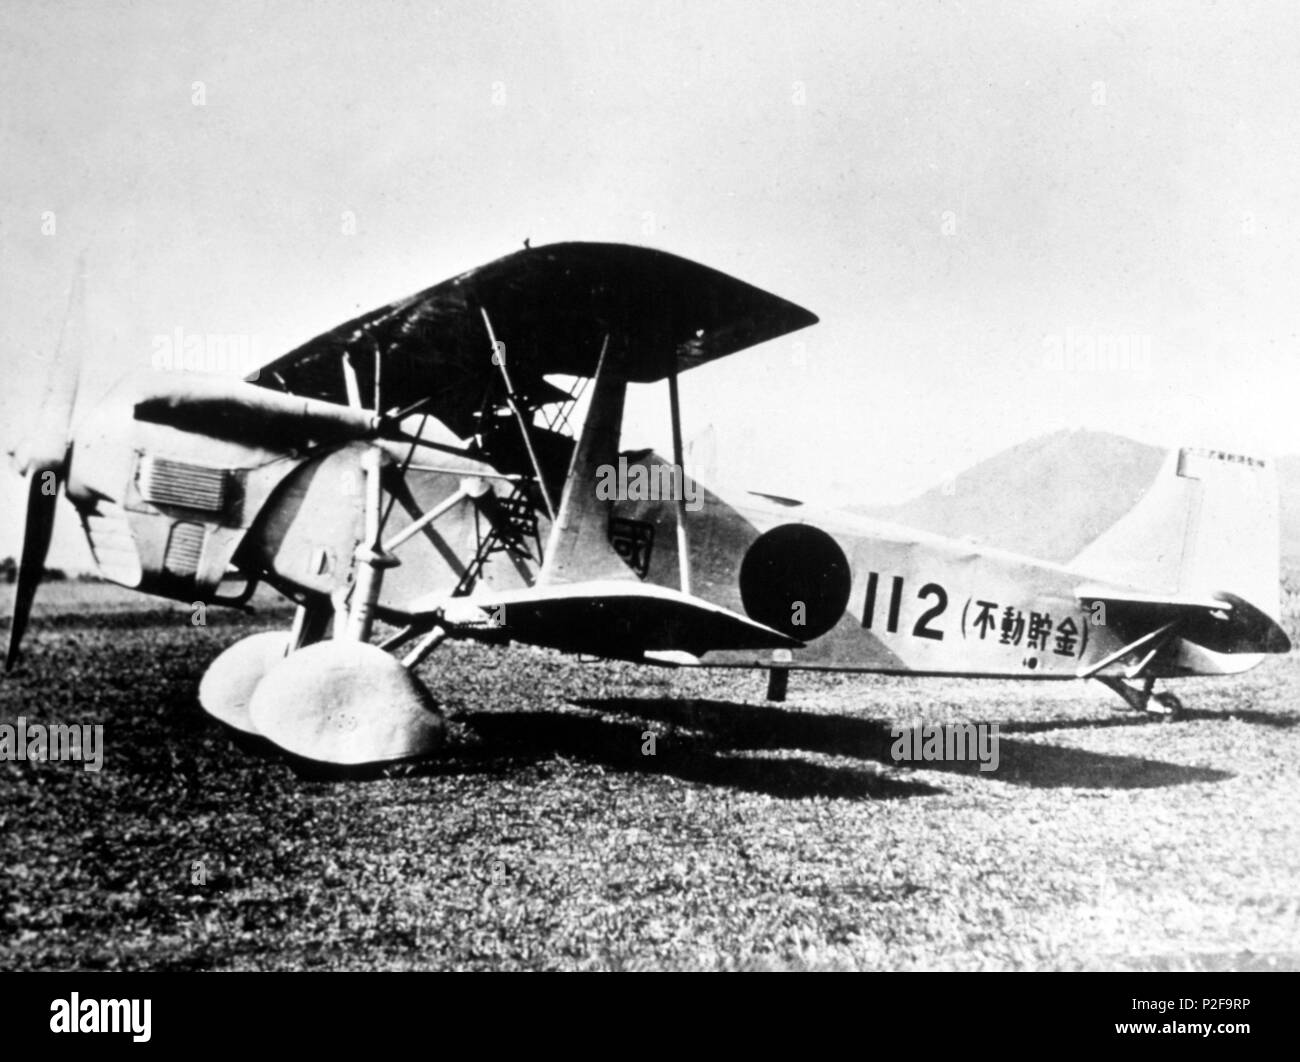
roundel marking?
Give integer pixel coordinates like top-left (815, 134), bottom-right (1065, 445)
top-left (738, 523), bottom-right (852, 640)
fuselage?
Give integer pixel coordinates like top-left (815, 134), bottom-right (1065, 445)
top-left (600, 460), bottom-right (1256, 680)
top-left (63, 371), bottom-right (1261, 683)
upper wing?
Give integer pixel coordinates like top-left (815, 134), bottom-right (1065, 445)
top-left (248, 242), bottom-right (818, 438)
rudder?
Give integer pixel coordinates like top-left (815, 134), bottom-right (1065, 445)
top-left (1069, 446), bottom-right (1283, 626)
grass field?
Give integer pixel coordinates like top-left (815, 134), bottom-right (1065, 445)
top-left (1, 582), bottom-right (1298, 971)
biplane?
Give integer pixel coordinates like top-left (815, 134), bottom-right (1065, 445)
top-left (6, 243), bottom-right (1291, 764)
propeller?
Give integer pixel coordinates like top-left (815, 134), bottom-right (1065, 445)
top-left (5, 256), bottom-right (87, 671)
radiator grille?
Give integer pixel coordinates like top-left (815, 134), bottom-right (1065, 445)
top-left (139, 456), bottom-right (229, 512)
top-left (81, 501), bottom-right (143, 586)
top-left (164, 522), bottom-right (206, 576)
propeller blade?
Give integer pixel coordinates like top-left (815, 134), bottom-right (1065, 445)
top-left (5, 252), bottom-right (86, 670)
top-left (6, 475), bottom-right (59, 670)
top-left (12, 253), bottom-right (86, 476)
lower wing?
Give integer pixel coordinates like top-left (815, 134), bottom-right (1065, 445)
top-left (407, 580), bottom-right (802, 661)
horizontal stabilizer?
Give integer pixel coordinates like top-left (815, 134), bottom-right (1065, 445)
top-left (1075, 585), bottom-right (1291, 656)
top-left (1074, 584), bottom-right (1227, 612)
top-left (410, 580), bottom-right (802, 659)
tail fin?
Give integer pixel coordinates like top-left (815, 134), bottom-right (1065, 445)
top-left (1069, 446), bottom-right (1284, 627)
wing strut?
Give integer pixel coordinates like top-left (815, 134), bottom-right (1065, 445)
top-left (382, 484), bottom-right (473, 552)
top-left (480, 307), bottom-right (557, 520)
top-left (1076, 618), bottom-right (1182, 680)
top-left (537, 336), bottom-right (637, 586)
top-left (668, 367), bottom-right (691, 595)
top-left (342, 447), bottom-right (400, 642)
top-left (342, 353), bottom-right (362, 409)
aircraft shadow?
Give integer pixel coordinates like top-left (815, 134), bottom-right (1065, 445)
top-left (572, 698), bottom-right (1234, 790)
top-left (206, 697), bottom-right (1234, 794)
top-left (452, 711), bottom-right (942, 800)
top-left (999, 706), bottom-right (1300, 734)
top-left (275, 710), bottom-right (943, 800)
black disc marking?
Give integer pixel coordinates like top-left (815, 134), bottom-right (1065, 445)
top-left (738, 523), bottom-right (852, 640)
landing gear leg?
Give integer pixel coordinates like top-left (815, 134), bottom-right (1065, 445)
top-left (289, 602), bottom-right (333, 651)
top-left (766, 666), bottom-right (789, 703)
top-left (1096, 675), bottom-right (1184, 720)
top-left (202, 447), bottom-right (446, 764)
top-left (1150, 690), bottom-right (1185, 718)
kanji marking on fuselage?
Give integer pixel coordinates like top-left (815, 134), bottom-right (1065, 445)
top-left (860, 574), bottom-right (1089, 664)
top-left (960, 596), bottom-right (1088, 660)
top-left (1183, 447), bottom-right (1266, 468)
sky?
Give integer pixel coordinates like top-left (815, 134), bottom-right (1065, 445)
top-left (3, 0), bottom-right (1299, 568)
